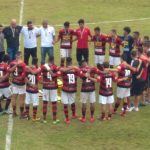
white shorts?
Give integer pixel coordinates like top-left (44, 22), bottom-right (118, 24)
top-left (95, 55), bottom-right (105, 64)
top-left (99, 95), bottom-right (114, 104)
top-left (25, 92), bottom-right (39, 106)
top-left (109, 56), bottom-right (121, 66)
top-left (0, 87), bottom-right (11, 99)
top-left (60, 49), bottom-right (71, 58)
top-left (80, 91), bottom-right (96, 103)
top-left (11, 84), bottom-right (26, 95)
top-left (42, 89), bottom-right (57, 102)
top-left (117, 87), bottom-right (130, 99)
top-left (61, 91), bottom-right (75, 105)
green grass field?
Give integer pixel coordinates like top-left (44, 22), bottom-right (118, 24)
top-left (0, 0), bottom-right (150, 150)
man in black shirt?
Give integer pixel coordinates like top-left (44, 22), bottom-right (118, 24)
top-left (3, 19), bottom-right (22, 61)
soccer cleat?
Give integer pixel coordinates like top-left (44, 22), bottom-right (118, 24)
top-left (90, 116), bottom-right (95, 122)
top-left (107, 117), bottom-right (112, 121)
top-left (79, 117), bottom-right (86, 122)
top-left (26, 116), bottom-right (31, 120)
top-left (32, 117), bottom-right (41, 122)
top-left (71, 114), bottom-right (78, 119)
top-left (64, 118), bottom-right (70, 124)
top-left (13, 113), bottom-right (18, 118)
top-left (3, 109), bottom-right (13, 115)
top-left (120, 112), bottom-right (126, 117)
top-left (133, 107), bottom-right (139, 112)
top-left (42, 120), bottom-right (47, 124)
top-left (52, 119), bottom-right (60, 125)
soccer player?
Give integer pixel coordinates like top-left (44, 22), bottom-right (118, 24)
top-left (113, 54), bottom-right (136, 115)
top-left (130, 50), bottom-right (144, 111)
top-left (107, 29), bottom-right (122, 67)
top-left (60, 57), bottom-right (79, 124)
top-left (79, 60), bottom-right (97, 122)
top-left (92, 27), bottom-right (107, 66)
top-left (25, 57), bottom-right (40, 121)
top-left (55, 21), bottom-right (74, 67)
top-left (0, 54), bottom-right (11, 115)
top-left (40, 56), bottom-right (60, 124)
top-left (9, 51), bottom-right (26, 118)
top-left (87, 62), bottom-right (120, 120)
top-left (121, 27), bottom-right (134, 64)
top-left (132, 31), bottom-right (143, 50)
top-left (74, 19), bottom-right (92, 65)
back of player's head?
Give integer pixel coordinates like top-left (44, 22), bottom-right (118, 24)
top-left (103, 61), bottom-right (109, 68)
top-left (64, 21), bottom-right (70, 27)
top-left (121, 53), bottom-right (127, 61)
top-left (131, 50), bottom-right (137, 58)
top-left (27, 20), bottom-right (32, 25)
top-left (133, 31), bottom-right (140, 36)
top-left (16, 51), bottom-right (22, 58)
top-left (94, 27), bottom-right (100, 32)
top-left (66, 57), bottom-right (72, 65)
top-left (80, 59), bottom-right (87, 67)
top-left (2, 54), bottom-right (9, 63)
top-left (32, 57), bottom-right (38, 65)
top-left (137, 47), bottom-right (144, 54)
top-left (143, 41), bottom-right (150, 48)
top-left (123, 26), bottom-right (131, 34)
top-left (111, 29), bottom-right (117, 33)
top-left (48, 56), bottom-right (54, 63)
top-left (78, 19), bottom-right (84, 24)
top-left (144, 36), bottom-right (149, 41)
top-left (0, 24), bottom-right (3, 27)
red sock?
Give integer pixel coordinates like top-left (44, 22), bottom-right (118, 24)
top-left (13, 105), bottom-right (16, 114)
top-left (43, 101), bottom-right (48, 119)
top-left (64, 105), bottom-right (69, 119)
top-left (101, 112), bottom-right (105, 119)
top-left (33, 106), bottom-right (37, 119)
top-left (114, 102), bottom-right (120, 112)
top-left (25, 105), bottom-right (30, 116)
top-left (71, 103), bottom-right (76, 116)
top-left (60, 59), bottom-right (65, 67)
top-left (52, 102), bottom-right (57, 121)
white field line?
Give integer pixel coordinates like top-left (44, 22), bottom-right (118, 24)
top-left (5, 0), bottom-right (24, 150)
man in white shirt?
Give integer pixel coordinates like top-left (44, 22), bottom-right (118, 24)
top-left (38, 20), bottom-right (55, 64)
top-left (21, 21), bottom-right (39, 65)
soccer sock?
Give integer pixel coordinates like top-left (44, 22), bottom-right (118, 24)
top-left (5, 99), bottom-right (11, 110)
top-left (101, 112), bottom-right (105, 119)
top-left (20, 106), bottom-right (24, 115)
top-left (123, 102), bottom-right (128, 114)
top-left (33, 106), bottom-right (37, 119)
top-left (0, 100), bottom-right (2, 110)
top-left (64, 104), bottom-right (69, 119)
top-left (114, 102), bottom-right (120, 112)
top-left (12, 105), bottom-right (16, 114)
top-left (25, 105), bottom-right (30, 117)
top-left (71, 103), bottom-right (76, 116)
top-left (90, 105), bottom-right (95, 117)
top-left (52, 102), bottom-right (57, 121)
top-left (82, 106), bottom-right (86, 118)
top-left (60, 59), bottom-right (65, 67)
top-left (108, 113), bottom-right (112, 118)
top-left (43, 101), bottom-right (48, 120)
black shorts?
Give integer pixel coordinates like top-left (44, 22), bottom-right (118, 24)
top-left (131, 79), bottom-right (145, 96)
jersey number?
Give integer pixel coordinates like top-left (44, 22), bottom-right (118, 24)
top-left (28, 74), bottom-right (36, 84)
top-left (14, 68), bottom-right (18, 76)
top-left (125, 69), bottom-right (131, 77)
top-left (0, 71), bottom-right (3, 77)
top-left (106, 78), bottom-right (112, 88)
top-left (67, 74), bottom-right (75, 84)
top-left (47, 72), bottom-right (52, 80)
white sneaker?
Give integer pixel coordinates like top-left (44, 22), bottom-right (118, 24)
top-left (134, 107), bottom-right (139, 112)
top-left (128, 107), bottom-right (135, 112)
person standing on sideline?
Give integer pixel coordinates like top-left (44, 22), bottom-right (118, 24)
top-left (0, 25), bottom-right (5, 62)
top-left (121, 27), bottom-right (134, 64)
top-left (3, 19), bottom-right (22, 61)
top-left (38, 20), bottom-right (55, 64)
top-left (74, 19), bottom-right (92, 65)
top-left (21, 21), bottom-right (39, 65)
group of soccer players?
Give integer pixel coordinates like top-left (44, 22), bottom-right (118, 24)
top-left (0, 21), bottom-right (150, 125)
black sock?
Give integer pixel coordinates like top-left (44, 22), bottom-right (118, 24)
top-left (5, 99), bottom-right (11, 110)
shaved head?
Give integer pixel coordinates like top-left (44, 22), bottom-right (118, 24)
top-left (10, 19), bottom-right (17, 28)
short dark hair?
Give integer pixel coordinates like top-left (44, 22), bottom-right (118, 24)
top-left (27, 21), bottom-right (32, 25)
top-left (94, 27), bottom-right (100, 32)
top-left (66, 57), bottom-right (72, 64)
top-left (143, 41), bottom-right (150, 48)
top-left (131, 50), bottom-right (137, 58)
top-left (78, 19), bottom-right (84, 24)
top-left (16, 51), bottom-right (22, 57)
top-left (80, 59), bottom-right (87, 66)
top-left (2, 54), bottom-right (9, 63)
top-left (111, 29), bottom-right (117, 33)
top-left (144, 36), bottom-right (149, 40)
top-left (133, 31), bottom-right (140, 36)
top-left (48, 56), bottom-right (54, 62)
top-left (137, 47), bottom-right (143, 54)
top-left (103, 61), bottom-right (109, 68)
top-left (32, 57), bottom-right (38, 65)
top-left (123, 26), bottom-right (131, 34)
top-left (121, 53), bottom-right (127, 61)
top-left (0, 24), bottom-right (3, 27)
top-left (64, 21), bottom-right (70, 27)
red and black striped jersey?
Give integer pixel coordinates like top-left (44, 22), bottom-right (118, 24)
top-left (92, 34), bottom-right (107, 55)
top-left (58, 28), bottom-right (75, 49)
top-left (26, 67), bottom-right (41, 93)
top-left (117, 64), bottom-right (132, 88)
top-left (107, 36), bottom-right (122, 57)
top-left (132, 38), bottom-right (143, 50)
top-left (61, 68), bottom-right (79, 93)
top-left (97, 72), bottom-right (117, 96)
top-left (0, 63), bottom-right (10, 88)
top-left (10, 60), bottom-right (26, 86)
top-left (40, 64), bottom-right (60, 89)
top-left (79, 67), bottom-right (98, 92)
